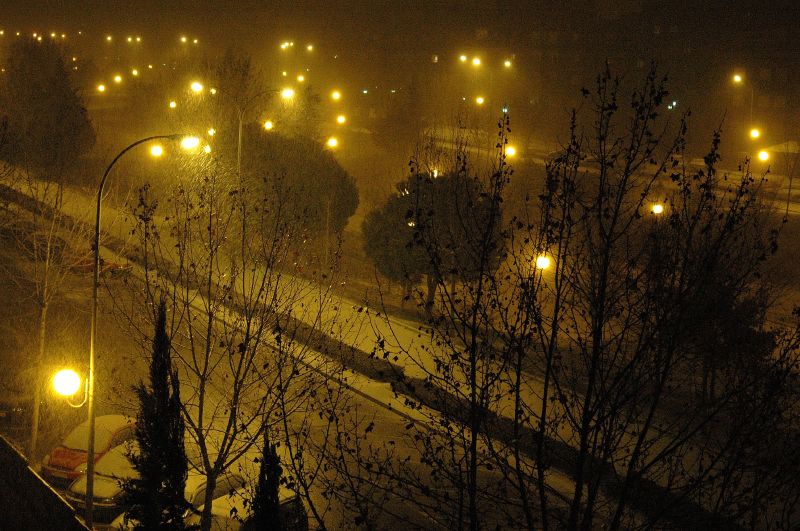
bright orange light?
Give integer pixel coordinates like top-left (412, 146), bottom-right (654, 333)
top-left (652, 203), bottom-right (665, 215)
top-left (732, 73), bottom-right (743, 84)
top-left (263, 120), bottom-right (274, 130)
top-left (207, 128), bottom-right (216, 136)
top-left (506, 146), bottom-right (517, 157)
top-left (180, 36), bottom-right (187, 43)
top-left (190, 81), bottom-right (203, 93)
top-left (459, 55), bottom-right (468, 62)
top-left (131, 69), bottom-right (139, 76)
top-left (150, 145), bottom-right (164, 157)
top-left (475, 96), bottom-right (485, 105)
top-left (758, 150), bottom-right (769, 161)
top-left (472, 57), bottom-right (481, 66)
top-left (306, 44), bottom-right (313, 51)
top-left (203, 145), bottom-right (212, 154)
top-left (168, 100), bottom-right (177, 109)
top-left (113, 75), bottom-right (122, 83)
top-left (297, 74), bottom-right (305, 82)
top-left (281, 88), bottom-right (295, 99)
top-left (749, 128), bottom-right (760, 139)
top-left (180, 136), bottom-right (200, 150)
top-left (97, 84), bottom-right (106, 93)
top-left (327, 137), bottom-right (338, 148)
top-left (331, 90), bottom-right (341, 101)
top-left (53, 370), bottom-right (81, 396)
top-left (504, 59), bottom-right (512, 68)
top-left (106, 35), bottom-right (112, 42)
top-left (535, 255), bottom-right (551, 270)
top-left (336, 115), bottom-right (346, 124)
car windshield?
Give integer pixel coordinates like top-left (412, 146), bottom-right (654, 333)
top-left (61, 415), bottom-right (131, 451)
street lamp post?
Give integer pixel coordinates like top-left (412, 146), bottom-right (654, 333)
top-left (85, 134), bottom-right (185, 528)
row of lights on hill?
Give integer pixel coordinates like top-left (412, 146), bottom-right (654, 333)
top-left (458, 54), bottom-right (514, 68)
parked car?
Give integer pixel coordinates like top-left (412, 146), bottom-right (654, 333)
top-left (70, 257), bottom-right (132, 278)
top-left (186, 486), bottom-right (309, 531)
top-left (70, 442), bottom-right (246, 528)
top-left (40, 414), bottom-right (135, 489)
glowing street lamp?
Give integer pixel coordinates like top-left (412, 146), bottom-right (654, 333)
top-left (652, 203), bottom-right (665, 215)
top-left (331, 90), bottom-right (342, 101)
top-left (190, 81), bottom-right (203, 93)
top-left (280, 88), bottom-right (295, 99)
top-left (96, 84), bottom-right (106, 93)
top-left (459, 54), bottom-right (468, 62)
top-left (150, 144), bottom-right (164, 157)
top-left (263, 120), bottom-right (274, 131)
top-left (749, 128), bottom-right (760, 139)
top-left (131, 69), bottom-right (139, 77)
top-left (180, 136), bottom-right (201, 150)
top-left (207, 127), bottom-right (216, 136)
top-left (472, 57), bottom-right (481, 66)
top-left (475, 96), bottom-right (485, 105)
top-left (506, 145), bottom-right (517, 157)
top-left (535, 255), bottom-right (551, 270)
top-left (113, 75), bottom-right (122, 83)
top-left (336, 114), bottom-right (346, 124)
top-left (297, 74), bottom-right (305, 82)
top-left (327, 136), bottom-right (339, 148)
top-left (732, 73), bottom-right (743, 84)
top-left (504, 59), bottom-right (512, 68)
top-left (169, 100), bottom-right (177, 109)
top-left (306, 44), bottom-right (314, 51)
top-left (53, 369), bottom-right (81, 397)
top-left (758, 150), bottom-right (769, 162)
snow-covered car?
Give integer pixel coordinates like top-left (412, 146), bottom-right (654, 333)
top-left (40, 414), bottom-right (135, 489)
top-left (185, 486), bottom-right (309, 531)
top-left (78, 449), bottom-right (247, 528)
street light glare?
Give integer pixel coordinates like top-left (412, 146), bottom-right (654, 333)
top-left (190, 81), bottom-right (204, 93)
top-left (297, 74), bottom-right (305, 82)
top-left (180, 136), bottom-right (201, 150)
top-left (97, 84), bottom-right (106, 93)
top-left (506, 145), bottom-right (517, 157)
top-left (150, 145), bottom-right (164, 157)
top-left (263, 120), bottom-right (274, 130)
top-left (535, 255), bottom-right (551, 270)
top-left (750, 128), bottom-right (760, 139)
top-left (472, 57), bottom-right (481, 66)
top-left (476, 96), bottom-right (485, 105)
top-left (307, 44), bottom-right (314, 51)
top-left (652, 203), bottom-right (665, 215)
top-left (131, 69), bottom-right (139, 76)
top-left (732, 73), bottom-right (743, 84)
top-left (758, 150), bottom-right (769, 161)
top-left (203, 145), bottom-right (212, 154)
top-left (53, 369), bottom-right (81, 397)
top-left (337, 114), bottom-right (346, 124)
top-left (327, 136), bottom-right (338, 148)
top-left (113, 75), bottom-right (122, 83)
top-left (207, 127), bottom-right (216, 136)
top-left (169, 100), bottom-right (177, 109)
top-left (459, 54), bottom-right (468, 62)
top-left (504, 59), bottom-right (512, 68)
top-left (281, 88), bottom-right (295, 99)
top-left (331, 90), bottom-right (342, 101)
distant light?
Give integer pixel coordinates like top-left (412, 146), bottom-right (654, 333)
top-left (327, 136), bottom-right (338, 148)
top-left (136, 36), bottom-right (141, 42)
top-left (432, 54), bottom-right (439, 63)
top-left (190, 81), bottom-right (204, 93)
top-left (169, 100), bottom-right (177, 109)
top-left (150, 145), bottom-right (164, 157)
top-left (407, 220), bottom-right (416, 227)
top-left (37, 36), bottom-right (42, 42)
top-left (502, 105), bottom-right (509, 113)
top-left (506, 146), bottom-right (517, 157)
top-left (113, 75), bottom-right (122, 83)
top-left (61, 33), bottom-right (66, 39)
top-left (180, 136), bottom-right (201, 150)
top-left (732, 73), bottom-right (743, 84)
top-left (131, 69), bottom-right (139, 76)
top-left (53, 369), bottom-right (81, 397)
top-left (336, 114), bottom-right (346, 124)
top-left (472, 57), bottom-right (481, 66)
top-left (282, 71), bottom-right (287, 77)
top-left (106, 35), bottom-right (112, 42)
top-left (280, 88), bottom-right (295, 99)
top-left (331, 90), bottom-right (342, 101)
top-left (50, 32), bottom-right (56, 38)
top-left (535, 255), bottom-right (551, 270)
top-left (475, 96), bottom-right (485, 105)
top-left (203, 145), bottom-right (212, 154)
top-left (306, 44), bottom-right (313, 51)
top-left (127, 36), bottom-right (132, 43)
top-left (289, 41), bottom-right (294, 46)
top-left (148, 64), bottom-right (153, 69)
top-left (180, 36), bottom-right (187, 43)
top-left (207, 128), bottom-right (216, 136)
top-left (504, 59), bottom-right (512, 68)
top-left (97, 84), bottom-right (106, 93)
top-left (263, 120), bottom-right (274, 130)
top-left (758, 150), bottom-right (769, 161)
top-left (297, 74), bottom-right (305, 82)
top-left (432, 169), bottom-right (439, 178)
top-left (749, 128), bottom-right (760, 139)
top-left (193, 38), bottom-right (198, 44)
top-left (652, 203), bottom-right (665, 215)
top-left (210, 87), bottom-right (217, 94)
top-left (459, 54), bottom-right (467, 62)
top-left (362, 89), bottom-right (368, 94)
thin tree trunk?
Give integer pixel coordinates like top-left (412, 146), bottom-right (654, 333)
top-left (29, 301), bottom-right (48, 460)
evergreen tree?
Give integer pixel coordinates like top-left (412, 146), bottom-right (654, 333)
top-left (122, 301), bottom-right (188, 530)
top-left (249, 429), bottom-right (283, 530)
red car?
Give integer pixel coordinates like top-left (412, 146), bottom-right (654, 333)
top-left (40, 414), bottom-right (135, 489)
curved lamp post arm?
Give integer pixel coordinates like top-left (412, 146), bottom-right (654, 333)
top-left (85, 133), bottom-right (185, 528)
